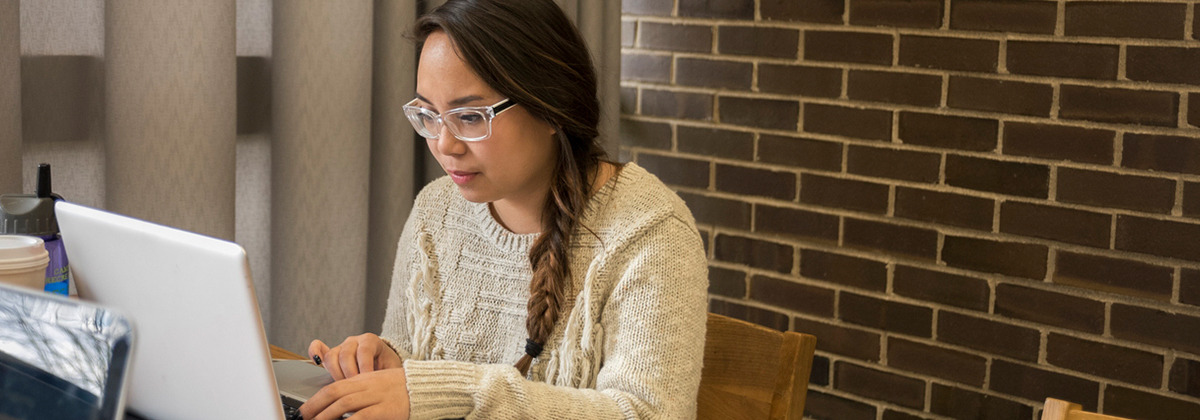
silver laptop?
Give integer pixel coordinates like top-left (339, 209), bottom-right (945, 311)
top-left (56, 201), bottom-right (334, 420)
top-left (0, 281), bottom-right (134, 420)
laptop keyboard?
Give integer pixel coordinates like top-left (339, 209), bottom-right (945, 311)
top-left (281, 394), bottom-right (352, 420)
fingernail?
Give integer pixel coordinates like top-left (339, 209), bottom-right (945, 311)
top-left (313, 355), bottom-right (322, 366)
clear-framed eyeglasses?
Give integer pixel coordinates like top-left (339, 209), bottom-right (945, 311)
top-left (403, 98), bottom-right (517, 142)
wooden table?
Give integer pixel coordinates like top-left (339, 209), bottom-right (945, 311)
top-left (271, 344), bottom-right (307, 361)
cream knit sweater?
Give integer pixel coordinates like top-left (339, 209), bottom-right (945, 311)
top-left (379, 163), bottom-right (709, 420)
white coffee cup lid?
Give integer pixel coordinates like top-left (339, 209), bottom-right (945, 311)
top-left (0, 235), bottom-right (48, 262)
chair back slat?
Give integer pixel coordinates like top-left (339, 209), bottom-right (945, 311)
top-left (1041, 398), bottom-right (1134, 420)
top-left (697, 313), bottom-right (817, 420)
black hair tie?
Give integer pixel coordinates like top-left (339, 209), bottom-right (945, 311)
top-left (525, 339), bottom-right (545, 358)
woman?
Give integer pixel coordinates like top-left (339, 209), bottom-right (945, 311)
top-left (300, 1), bottom-right (708, 419)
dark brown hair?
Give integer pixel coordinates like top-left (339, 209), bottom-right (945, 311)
top-left (414, 0), bottom-right (606, 375)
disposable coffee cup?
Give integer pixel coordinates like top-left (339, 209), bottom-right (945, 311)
top-left (0, 235), bottom-right (50, 291)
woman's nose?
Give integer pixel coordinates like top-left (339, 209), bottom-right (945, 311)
top-left (435, 125), bottom-right (466, 156)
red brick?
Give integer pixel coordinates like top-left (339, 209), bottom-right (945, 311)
top-left (1169, 358), bottom-right (1200, 399)
top-left (1054, 251), bottom-right (1174, 302)
top-left (835, 362), bottom-right (926, 409)
top-left (893, 265), bottom-right (990, 312)
top-left (999, 201), bottom-right (1111, 248)
top-left (715, 164), bottom-right (796, 200)
top-left (1059, 85), bottom-right (1178, 127)
top-left (709, 299), bottom-right (790, 332)
top-left (1056, 168), bottom-right (1176, 214)
top-left (758, 134), bottom-right (843, 172)
top-left (1115, 215), bottom-right (1200, 262)
top-left (1105, 386), bottom-right (1200, 420)
top-left (843, 218), bottom-right (939, 261)
top-left (679, 0), bottom-right (754, 19)
top-left (620, 118), bottom-right (671, 150)
top-left (930, 384), bottom-right (1034, 420)
top-left (801, 249), bottom-right (888, 292)
top-left (945, 155), bottom-right (1049, 198)
top-left (758, 64), bottom-right (842, 98)
top-left (938, 311), bottom-right (1041, 361)
top-left (636, 153), bottom-right (709, 188)
top-left (1111, 303), bottom-right (1200, 355)
top-left (1047, 333), bottom-right (1163, 388)
top-left (677, 125), bottom-right (753, 161)
top-left (675, 57), bottom-right (752, 90)
top-left (1187, 182), bottom-right (1200, 219)
top-left (899, 112), bottom-right (998, 152)
top-left (1184, 269), bottom-right (1200, 308)
top-left (894, 187), bottom-right (994, 231)
top-left (1065, 2), bottom-right (1187, 40)
top-left (750, 275), bottom-right (836, 317)
top-left (850, 0), bottom-right (943, 29)
top-left (949, 0), bottom-right (1057, 34)
top-left (942, 235), bottom-right (1048, 280)
top-left (990, 360), bottom-right (1100, 411)
top-left (719, 96), bottom-right (799, 131)
top-left (848, 70), bottom-right (943, 107)
top-left (707, 266), bottom-right (747, 298)
top-left (947, 76), bottom-right (1052, 117)
top-left (1006, 41), bottom-right (1119, 80)
top-left (718, 26), bottom-right (799, 59)
top-left (794, 318), bottom-right (882, 362)
top-left (847, 145), bottom-right (940, 183)
top-left (638, 22), bottom-right (712, 53)
top-left (756, 204), bottom-right (840, 244)
top-left (714, 233), bottom-right (794, 274)
top-left (677, 191), bottom-right (751, 230)
top-left (621, 53), bottom-right (671, 83)
top-left (1190, 92), bottom-right (1200, 128)
top-left (761, 0), bottom-right (845, 24)
top-left (810, 355), bottom-right (831, 386)
top-left (888, 338), bottom-right (986, 387)
top-left (1122, 133), bottom-right (1200, 176)
top-left (1127, 46), bottom-right (1200, 86)
top-left (800, 174), bottom-right (890, 214)
top-left (806, 104), bottom-right (893, 142)
top-left (882, 409), bottom-right (927, 420)
top-left (805, 389), bottom-right (877, 420)
top-left (805, 31), bottom-right (894, 65)
top-left (1002, 122), bottom-right (1114, 165)
top-left (840, 292), bottom-right (933, 337)
top-left (623, 0), bottom-right (673, 16)
top-left (899, 35), bottom-right (999, 72)
top-left (995, 283), bottom-right (1105, 334)
top-left (640, 89), bottom-right (712, 121)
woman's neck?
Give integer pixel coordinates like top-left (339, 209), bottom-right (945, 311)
top-left (489, 161), bottom-right (620, 235)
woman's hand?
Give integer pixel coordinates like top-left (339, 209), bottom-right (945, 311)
top-left (309, 333), bottom-right (403, 381)
top-left (299, 368), bottom-right (411, 420)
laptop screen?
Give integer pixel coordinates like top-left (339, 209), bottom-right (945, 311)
top-left (0, 283), bottom-right (134, 420)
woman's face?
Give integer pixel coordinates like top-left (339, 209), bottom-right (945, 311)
top-left (416, 31), bottom-right (559, 208)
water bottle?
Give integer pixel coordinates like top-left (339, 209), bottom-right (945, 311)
top-left (0, 164), bottom-right (70, 295)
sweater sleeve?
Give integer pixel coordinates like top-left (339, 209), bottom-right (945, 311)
top-left (402, 215), bottom-right (710, 420)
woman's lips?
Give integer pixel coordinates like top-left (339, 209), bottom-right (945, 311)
top-left (448, 170), bottom-right (478, 184)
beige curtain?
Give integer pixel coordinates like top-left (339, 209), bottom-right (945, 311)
top-left (5, 0), bottom-right (621, 355)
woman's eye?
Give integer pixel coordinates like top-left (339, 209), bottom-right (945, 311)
top-left (457, 113), bottom-right (484, 125)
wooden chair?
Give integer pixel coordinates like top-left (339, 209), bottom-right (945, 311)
top-left (1041, 398), bottom-right (1134, 420)
top-left (696, 313), bottom-right (818, 420)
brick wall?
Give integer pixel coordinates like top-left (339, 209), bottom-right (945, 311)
top-left (617, 1), bottom-right (1200, 419)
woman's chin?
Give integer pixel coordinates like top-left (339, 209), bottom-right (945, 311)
top-left (454, 185), bottom-right (491, 203)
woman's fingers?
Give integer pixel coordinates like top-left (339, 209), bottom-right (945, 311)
top-left (308, 340), bottom-right (330, 363)
top-left (356, 338), bottom-right (376, 375)
top-left (338, 337), bottom-right (361, 379)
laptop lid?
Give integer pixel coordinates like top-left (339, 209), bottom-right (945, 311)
top-left (0, 281), bottom-right (135, 420)
top-left (56, 201), bottom-right (286, 420)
